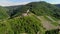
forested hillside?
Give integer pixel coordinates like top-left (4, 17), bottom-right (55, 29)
top-left (0, 6), bottom-right (9, 20)
top-left (55, 4), bottom-right (60, 8)
top-left (0, 1), bottom-right (60, 34)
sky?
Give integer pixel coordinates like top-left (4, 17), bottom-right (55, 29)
top-left (0, 0), bottom-right (60, 6)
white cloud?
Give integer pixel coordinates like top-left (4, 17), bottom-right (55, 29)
top-left (0, 0), bottom-right (30, 6)
top-left (0, 0), bottom-right (40, 6)
top-left (0, 2), bottom-right (29, 6)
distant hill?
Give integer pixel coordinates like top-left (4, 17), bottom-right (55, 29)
top-left (55, 4), bottom-right (60, 8)
top-left (5, 1), bottom-right (60, 18)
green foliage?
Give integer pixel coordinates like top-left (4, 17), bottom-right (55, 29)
top-left (7, 15), bottom-right (44, 34)
top-left (45, 29), bottom-right (59, 34)
top-left (0, 6), bottom-right (9, 19)
top-left (0, 21), bottom-right (14, 34)
top-left (27, 1), bottom-right (60, 19)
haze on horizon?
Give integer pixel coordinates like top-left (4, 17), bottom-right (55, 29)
top-left (0, 0), bottom-right (60, 6)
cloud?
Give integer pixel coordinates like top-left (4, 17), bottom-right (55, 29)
top-left (0, 2), bottom-right (30, 6)
top-left (0, 0), bottom-right (30, 6)
top-left (0, 0), bottom-right (60, 6)
top-left (40, 0), bottom-right (60, 4)
top-left (0, 0), bottom-right (40, 6)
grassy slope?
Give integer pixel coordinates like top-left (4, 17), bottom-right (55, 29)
top-left (0, 14), bottom-right (45, 34)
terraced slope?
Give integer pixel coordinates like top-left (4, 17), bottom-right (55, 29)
top-left (37, 16), bottom-right (56, 30)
